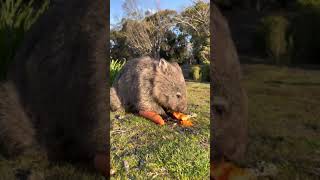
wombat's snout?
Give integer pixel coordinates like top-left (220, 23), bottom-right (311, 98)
top-left (178, 103), bottom-right (187, 113)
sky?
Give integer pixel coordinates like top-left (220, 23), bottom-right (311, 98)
top-left (110, 0), bottom-right (194, 26)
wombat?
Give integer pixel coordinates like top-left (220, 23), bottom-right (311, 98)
top-left (0, 0), bottom-right (109, 177)
top-left (0, 82), bottom-right (42, 158)
top-left (211, 4), bottom-right (248, 164)
top-left (111, 57), bottom-right (187, 119)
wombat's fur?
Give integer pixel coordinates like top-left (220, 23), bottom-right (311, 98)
top-left (211, 4), bottom-right (248, 163)
top-left (0, 0), bottom-right (108, 171)
top-left (111, 56), bottom-right (187, 116)
top-left (0, 82), bottom-right (42, 158)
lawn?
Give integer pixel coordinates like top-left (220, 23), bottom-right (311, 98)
top-left (242, 64), bottom-right (320, 179)
top-left (1, 64), bottom-right (319, 179)
top-left (0, 82), bottom-right (210, 180)
top-left (0, 157), bottom-right (105, 180)
top-left (110, 81), bottom-right (210, 179)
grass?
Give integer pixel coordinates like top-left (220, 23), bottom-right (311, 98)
top-left (0, 0), bottom-right (48, 80)
top-left (0, 156), bottom-right (105, 180)
top-left (110, 81), bottom-right (210, 179)
top-left (242, 64), bottom-right (320, 179)
top-left (0, 64), bottom-right (318, 179)
top-left (110, 59), bottom-right (126, 84)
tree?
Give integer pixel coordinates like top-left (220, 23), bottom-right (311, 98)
top-left (175, 0), bottom-right (210, 64)
top-left (122, 9), bottom-right (177, 58)
top-left (121, 0), bottom-right (144, 20)
top-left (159, 29), bottom-right (190, 64)
top-left (110, 29), bottom-right (136, 60)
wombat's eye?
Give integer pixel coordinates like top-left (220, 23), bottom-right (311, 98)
top-left (176, 92), bottom-right (181, 99)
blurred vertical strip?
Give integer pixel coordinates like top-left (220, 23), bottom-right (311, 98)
top-left (106, 0), bottom-right (111, 178)
top-left (210, 2), bottom-right (249, 179)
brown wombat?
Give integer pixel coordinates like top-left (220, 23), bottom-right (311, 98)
top-left (0, 82), bottom-right (41, 157)
top-left (111, 56), bottom-right (187, 116)
top-left (211, 4), bottom-right (248, 164)
top-left (0, 0), bottom-right (109, 176)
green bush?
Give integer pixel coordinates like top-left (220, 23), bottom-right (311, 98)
top-left (110, 59), bottom-right (126, 84)
top-left (0, 0), bottom-right (49, 81)
top-left (290, 1), bottom-right (320, 64)
top-left (201, 63), bottom-right (210, 82)
top-left (190, 65), bottom-right (201, 81)
top-left (256, 15), bottom-right (289, 65)
top-left (296, 0), bottom-right (320, 7)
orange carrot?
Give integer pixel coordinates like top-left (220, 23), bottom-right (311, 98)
top-left (172, 112), bottom-right (193, 126)
top-left (212, 161), bottom-right (256, 180)
top-left (180, 120), bottom-right (193, 127)
top-left (139, 111), bottom-right (165, 125)
top-left (172, 112), bottom-right (183, 119)
top-left (172, 112), bottom-right (189, 120)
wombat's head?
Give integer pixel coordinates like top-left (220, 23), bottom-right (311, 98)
top-left (153, 59), bottom-right (187, 113)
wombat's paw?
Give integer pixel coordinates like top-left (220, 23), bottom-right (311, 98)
top-left (139, 111), bottom-right (165, 125)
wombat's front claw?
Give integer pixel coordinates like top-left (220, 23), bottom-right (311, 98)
top-left (139, 111), bottom-right (165, 125)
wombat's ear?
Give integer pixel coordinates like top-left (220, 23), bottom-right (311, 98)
top-left (158, 58), bottom-right (168, 72)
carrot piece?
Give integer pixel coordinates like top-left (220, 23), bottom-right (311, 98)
top-left (172, 112), bottom-right (190, 121)
top-left (180, 115), bottom-right (190, 121)
top-left (172, 112), bottom-right (193, 127)
top-left (139, 111), bottom-right (165, 125)
top-left (172, 112), bottom-right (183, 119)
top-left (180, 120), bottom-right (193, 127)
top-left (212, 161), bottom-right (256, 180)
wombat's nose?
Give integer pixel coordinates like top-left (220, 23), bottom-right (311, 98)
top-left (180, 105), bottom-right (187, 113)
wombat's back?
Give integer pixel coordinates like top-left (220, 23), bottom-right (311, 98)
top-left (111, 56), bottom-right (187, 115)
top-left (112, 57), bottom-right (157, 112)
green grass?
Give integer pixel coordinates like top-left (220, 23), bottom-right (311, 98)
top-left (0, 0), bottom-right (49, 80)
top-left (110, 81), bottom-right (210, 179)
top-left (242, 64), bottom-right (320, 179)
top-left (110, 59), bottom-right (126, 85)
top-left (0, 156), bottom-right (105, 180)
top-left (1, 64), bottom-right (319, 179)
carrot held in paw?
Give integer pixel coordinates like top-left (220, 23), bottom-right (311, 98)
top-left (172, 112), bottom-right (193, 127)
top-left (139, 111), bottom-right (165, 125)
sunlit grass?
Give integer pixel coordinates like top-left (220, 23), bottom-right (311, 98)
top-left (110, 59), bottom-right (126, 85)
top-left (110, 82), bottom-right (210, 179)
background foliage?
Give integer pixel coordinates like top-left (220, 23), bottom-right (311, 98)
top-left (0, 0), bottom-right (48, 81)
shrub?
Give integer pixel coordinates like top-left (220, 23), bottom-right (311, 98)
top-left (110, 59), bottom-right (126, 84)
top-left (296, 0), bottom-right (320, 7)
top-left (190, 65), bottom-right (202, 81)
top-left (256, 15), bottom-right (289, 65)
top-left (0, 0), bottom-right (49, 81)
top-left (201, 63), bottom-right (210, 82)
top-left (290, 1), bottom-right (320, 64)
